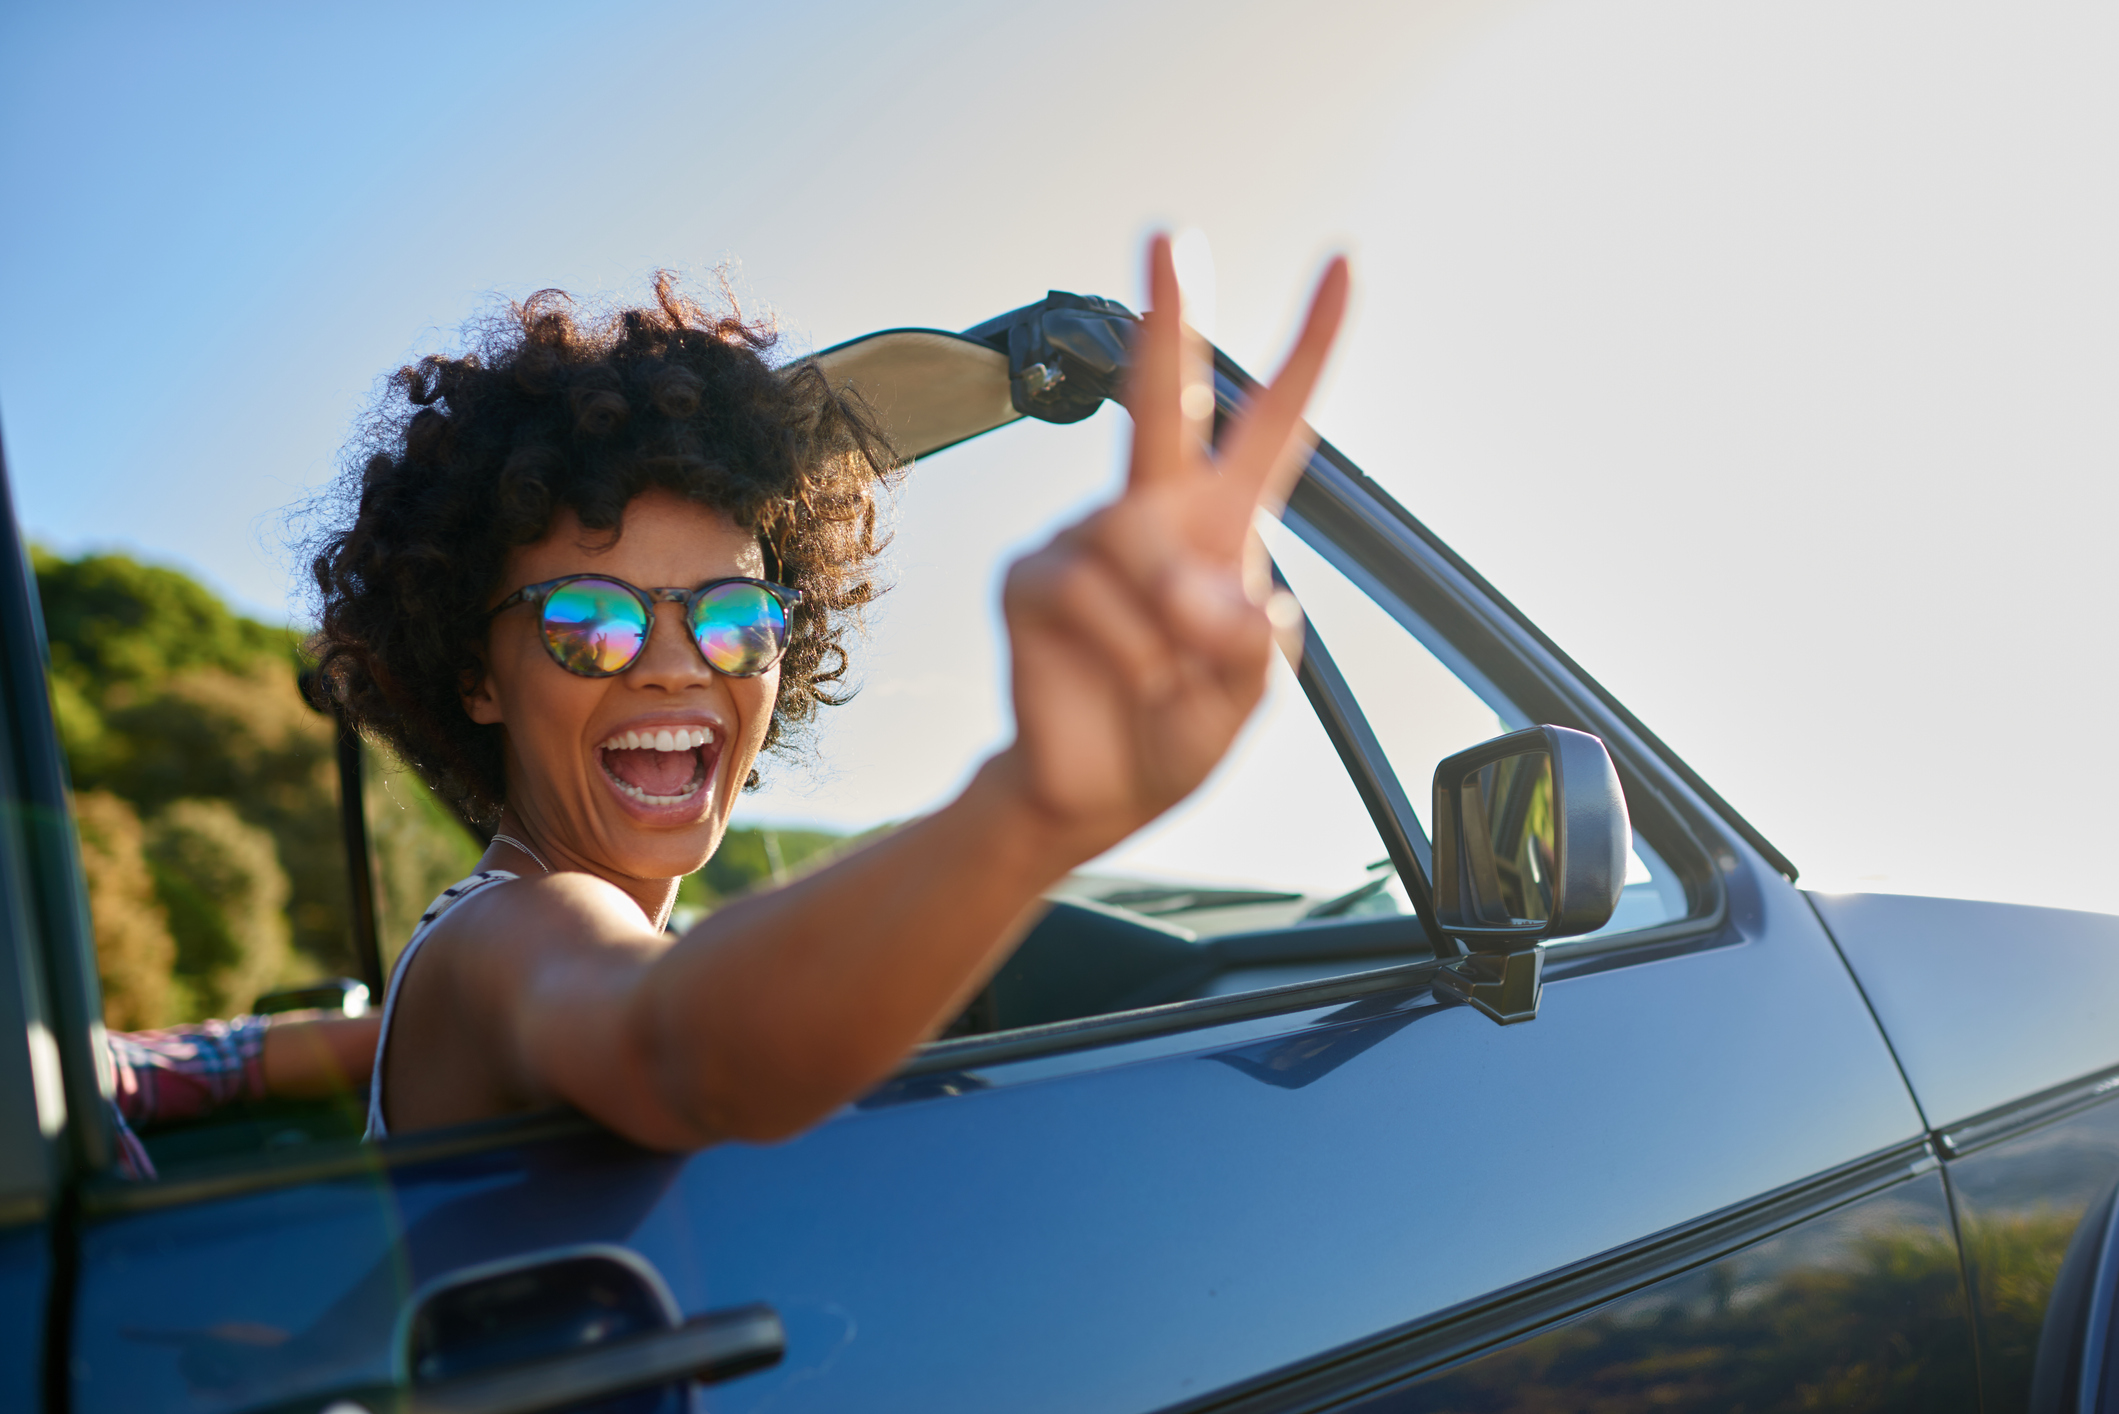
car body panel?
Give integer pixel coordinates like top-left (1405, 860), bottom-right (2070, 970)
top-left (0, 1223), bottom-right (48, 1411)
top-left (1365, 1170), bottom-right (1978, 1410)
top-left (1811, 893), bottom-right (2119, 1412)
top-left (1811, 891), bottom-right (2119, 1129)
top-left (74, 871), bottom-right (1917, 1414)
top-left (1943, 1094), bottom-right (2119, 1413)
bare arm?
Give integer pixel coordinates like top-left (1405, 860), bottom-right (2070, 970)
top-left (261, 1012), bottom-right (382, 1099)
top-left (459, 240), bottom-right (1351, 1149)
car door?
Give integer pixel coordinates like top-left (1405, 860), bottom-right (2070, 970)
top-left (41, 304), bottom-right (1971, 1413)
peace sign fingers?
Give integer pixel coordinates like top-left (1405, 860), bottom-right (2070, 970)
top-left (1120, 240), bottom-right (1349, 560)
top-left (994, 236), bottom-right (1352, 858)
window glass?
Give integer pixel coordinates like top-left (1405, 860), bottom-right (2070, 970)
top-left (1258, 514), bottom-right (1515, 836)
top-left (1589, 834), bottom-right (1690, 939)
top-left (1259, 512), bottom-right (1687, 939)
top-left (735, 413), bottom-right (1419, 1026)
top-left (1064, 643), bottom-right (1407, 940)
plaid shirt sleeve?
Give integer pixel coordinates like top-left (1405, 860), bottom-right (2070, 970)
top-left (107, 1014), bottom-right (272, 1131)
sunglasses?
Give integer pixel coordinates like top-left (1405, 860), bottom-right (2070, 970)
top-left (489, 574), bottom-right (803, 679)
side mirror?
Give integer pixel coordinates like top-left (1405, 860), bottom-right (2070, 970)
top-left (1429, 726), bottom-right (1631, 1025)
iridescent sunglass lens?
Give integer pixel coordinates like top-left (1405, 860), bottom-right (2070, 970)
top-left (691, 583), bottom-right (787, 676)
top-left (540, 578), bottom-right (648, 676)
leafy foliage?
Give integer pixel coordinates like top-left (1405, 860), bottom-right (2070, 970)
top-left (71, 790), bottom-right (178, 1029)
top-left (35, 548), bottom-right (474, 1023)
top-left (34, 550), bottom-right (287, 699)
top-left (143, 798), bottom-right (291, 1019)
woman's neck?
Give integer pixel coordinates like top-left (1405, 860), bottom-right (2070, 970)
top-left (483, 809), bottom-right (682, 930)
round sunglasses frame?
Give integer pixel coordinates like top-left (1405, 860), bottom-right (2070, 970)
top-left (487, 573), bottom-right (805, 679)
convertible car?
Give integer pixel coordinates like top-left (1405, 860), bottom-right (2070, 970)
top-left (4, 291), bottom-right (2119, 1413)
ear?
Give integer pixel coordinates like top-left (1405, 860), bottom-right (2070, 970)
top-left (462, 664), bottom-right (504, 725)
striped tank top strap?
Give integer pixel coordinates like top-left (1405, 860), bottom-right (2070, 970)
top-left (363, 870), bottom-right (519, 1142)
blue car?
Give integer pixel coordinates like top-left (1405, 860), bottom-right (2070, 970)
top-left (4, 291), bottom-right (2118, 1414)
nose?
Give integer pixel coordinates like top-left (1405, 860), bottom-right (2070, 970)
top-left (627, 603), bottom-right (715, 691)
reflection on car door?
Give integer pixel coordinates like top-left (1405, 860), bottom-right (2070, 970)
top-left (1814, 892), bottom-right (2119, 1412)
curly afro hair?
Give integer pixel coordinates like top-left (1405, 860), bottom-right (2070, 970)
top-left (306, 274), bottom-right (901, 822)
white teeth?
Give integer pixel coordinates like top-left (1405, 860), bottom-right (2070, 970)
top-left (598, 726), bottom-right (717, 752)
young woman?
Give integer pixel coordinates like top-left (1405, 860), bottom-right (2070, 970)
top-left (309, 237), bottom-right (1348, 1147)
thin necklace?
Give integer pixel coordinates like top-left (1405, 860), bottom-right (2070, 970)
top-left (489, 832), bottom-right (552, 875)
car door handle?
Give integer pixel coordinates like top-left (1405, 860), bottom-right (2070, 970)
top-left (406, 1303), bottom-right (785, 1414)
top-left (295, 1304), bottom-right (785, 1414)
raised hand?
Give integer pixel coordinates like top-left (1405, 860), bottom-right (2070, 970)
top-left (997, 235), bottom-right (1351, 860)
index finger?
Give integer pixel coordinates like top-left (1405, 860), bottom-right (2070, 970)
top-left (1122, 234), bottom-right (1214, 492)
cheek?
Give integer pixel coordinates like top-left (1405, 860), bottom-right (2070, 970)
top-left (735, 673), bottom-right (780, 749)
top-left (492, 648), bottom-right (604, 743)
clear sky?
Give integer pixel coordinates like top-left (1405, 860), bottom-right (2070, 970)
top-left (4, 1), bottom-right (2114, 913)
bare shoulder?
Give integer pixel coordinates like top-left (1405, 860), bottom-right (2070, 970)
top-left (423, 870), bottom-right (667, 975)
top-left (382, 870), bottom-right (672, 1128)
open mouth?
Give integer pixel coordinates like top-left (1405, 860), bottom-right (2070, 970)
top-left (597, 726), bottom-right (716, 809)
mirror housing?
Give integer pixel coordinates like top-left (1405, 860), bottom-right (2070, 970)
top-left (1429, 725), bottom-right (1631, 1024)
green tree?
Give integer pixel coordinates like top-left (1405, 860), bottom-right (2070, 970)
top-left (35, 547), bottom-right (480, 1022)
top-left (32, 548), bottom-right (287, 695)
top-left (71, 790), bottom-right (180, 1029)
top-left (145, 798), bottom-right (293, 1018)
top-left (94, 662), bottom-right (349, 972)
